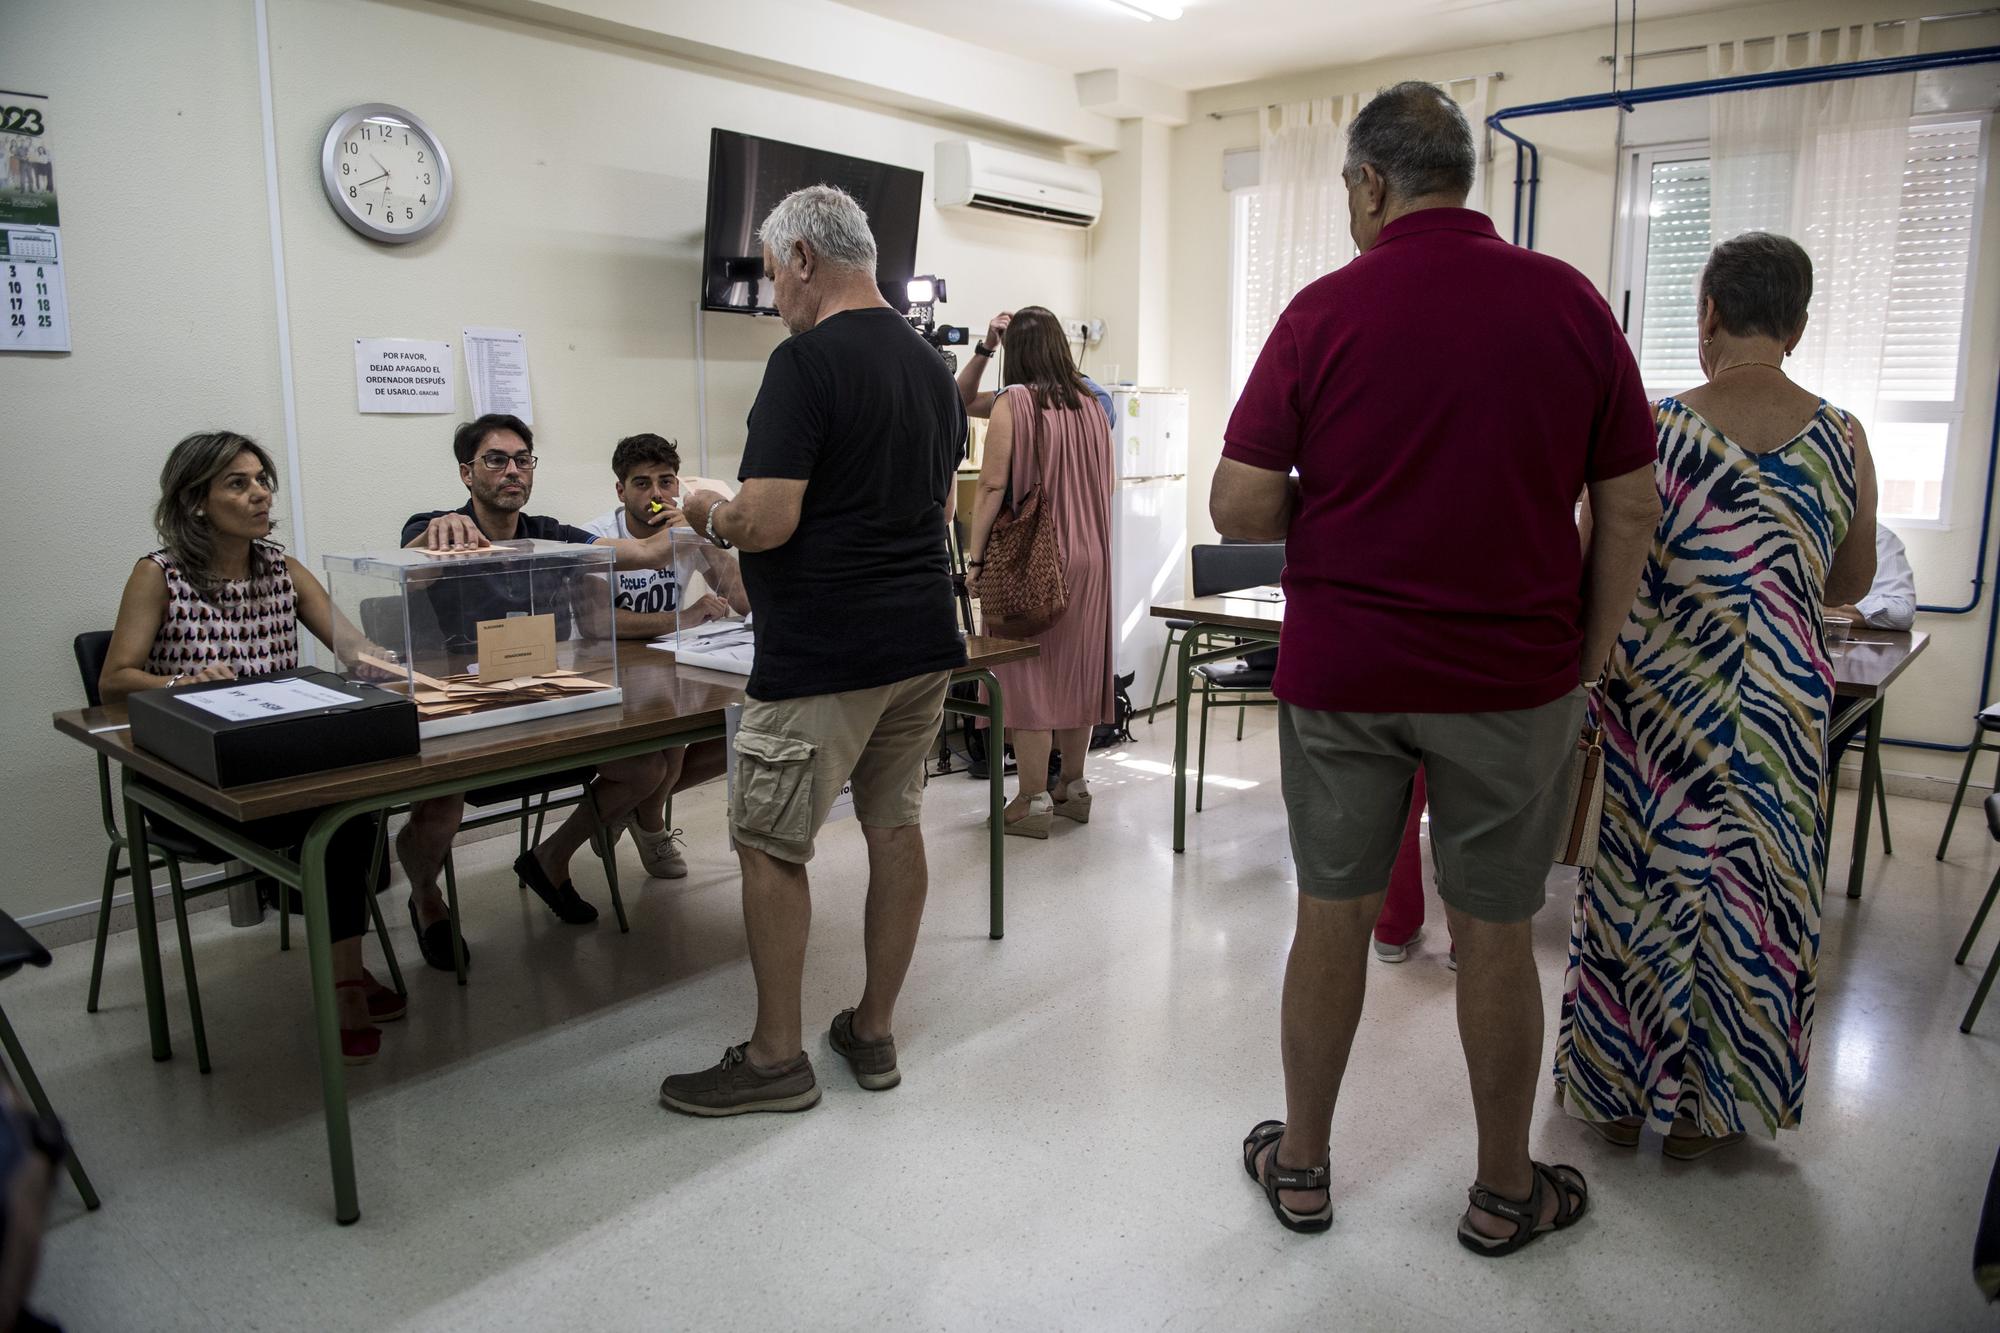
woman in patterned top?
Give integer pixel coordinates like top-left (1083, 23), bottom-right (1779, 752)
top-left (101, 432), bottom-right (405, 1065)
top-left (1555, 233), bottom-right (1879, 1158)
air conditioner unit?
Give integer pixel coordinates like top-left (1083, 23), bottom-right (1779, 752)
top-left (934, 140), bottom-right (1102, 228)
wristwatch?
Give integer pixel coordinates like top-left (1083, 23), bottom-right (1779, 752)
top-left (705, 499), bottom-right (733, 550)
top-left (972, 343), bottom-right (994, 358)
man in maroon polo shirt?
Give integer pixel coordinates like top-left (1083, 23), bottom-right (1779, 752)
top-left (1212, 82), bottom-right (1660, 1253)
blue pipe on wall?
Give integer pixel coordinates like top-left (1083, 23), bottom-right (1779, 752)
top-left (1485, 44), bottom-right (2000, 248)
top-left (1479, 43), bottom-right (2000, 753)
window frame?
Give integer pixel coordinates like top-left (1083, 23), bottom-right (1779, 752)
top-left (1612, 112), bottom-right (1991, 530)
top-left (1611, 139), bottom-right (1711, 401)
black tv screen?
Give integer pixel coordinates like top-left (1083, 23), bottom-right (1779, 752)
top-left (701, 129), bottom-right (923, 316)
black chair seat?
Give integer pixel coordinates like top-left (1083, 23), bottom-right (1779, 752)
top-left (1164, 618), bottom-right (1195, 630)
top-left (467, 767), bottom-right (596, 810)
top-left (1978, 703), bottom-right (2000, 732)
top-left (1197, 661), bottom-right (1275, 691)
top-left (1984, 792), bottom-right (2000, 842)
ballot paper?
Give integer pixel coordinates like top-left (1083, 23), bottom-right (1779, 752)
top-left (177, 678), bottom-right (361, 723)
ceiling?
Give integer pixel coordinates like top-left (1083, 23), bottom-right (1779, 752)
top-left (831, 0), bottom-right (1750, 93)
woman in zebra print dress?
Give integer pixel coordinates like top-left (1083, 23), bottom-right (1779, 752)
top-left (1555, 233), bottom-right (1880, 1157)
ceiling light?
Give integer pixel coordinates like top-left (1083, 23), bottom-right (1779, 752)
top-left (1107, 0), bottom-right (1183, 19)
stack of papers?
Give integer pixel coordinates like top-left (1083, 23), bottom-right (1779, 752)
top-left (652, 619), bottom-right (754, 676)
top-left (354, 653), bottom-right (612, 720)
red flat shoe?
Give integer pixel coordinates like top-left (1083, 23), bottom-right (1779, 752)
top-left (335, 982), bottom-right (383, 1065)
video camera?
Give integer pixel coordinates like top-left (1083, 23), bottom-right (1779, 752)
top-left (905, 275), bottom-right (970, 368)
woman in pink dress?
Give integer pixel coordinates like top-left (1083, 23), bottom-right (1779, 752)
top-left (964, 307), bottom-right (1116, 838)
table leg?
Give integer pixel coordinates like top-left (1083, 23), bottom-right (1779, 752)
top-left (300, 813), bottom-right (359, 1225)
top-left (983, 670), bottom-right (1006, 941)
top-left (120, 779), bottom-right (172, 1062)
top-left (1848, 698), bottom-right (1885, 900)
top-left (1172, 628), bottom-right (1199, 854)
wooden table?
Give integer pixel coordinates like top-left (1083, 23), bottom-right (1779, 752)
top-left (1150, 596), bottom-right (1928, 896)
top-left (53, 636), bottom-right (1035, 1223)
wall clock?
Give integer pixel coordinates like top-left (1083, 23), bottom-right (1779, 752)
top-left (319, 104), bottom-right (452, 244)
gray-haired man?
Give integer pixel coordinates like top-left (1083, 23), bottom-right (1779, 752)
top-left (663, 186), bottom-right (967, 1115)
top-left (1212, 83), bottom-right (1660, 1250)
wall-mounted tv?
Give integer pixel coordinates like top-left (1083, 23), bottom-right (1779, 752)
top-left (701, 129), bottom-right (923, 316)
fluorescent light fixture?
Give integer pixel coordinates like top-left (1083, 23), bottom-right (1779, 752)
top-left (1107, 0), bottom-right (1183, 19)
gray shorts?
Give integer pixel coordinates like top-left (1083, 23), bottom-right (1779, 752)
top-left (730, 671), bottom-right (952, 864)
top-left (1277, 688), bottom-right (1588, 923)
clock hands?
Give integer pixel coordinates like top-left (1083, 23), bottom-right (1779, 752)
top-left (353, 170), bottom-right (390, 188)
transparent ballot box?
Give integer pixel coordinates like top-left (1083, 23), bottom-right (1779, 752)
top-left (322, 540), bottom-right (624, 738)
top-left (659, 526), bottom-right (753, 676)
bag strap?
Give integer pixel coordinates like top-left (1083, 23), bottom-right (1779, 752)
top-left (1001, 384), bottom-right (1043, 510)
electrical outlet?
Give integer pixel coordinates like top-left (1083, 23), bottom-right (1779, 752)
top-left (1061, 318), bottom-right (1105, 345)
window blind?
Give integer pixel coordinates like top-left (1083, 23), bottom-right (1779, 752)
top-left (1637, 158), bottom-right (1713, 396)
top-left (1880, 119), bottom-right (1982, 401)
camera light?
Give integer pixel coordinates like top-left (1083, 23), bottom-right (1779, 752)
top-left (906, 277), bottom-right (936, 306)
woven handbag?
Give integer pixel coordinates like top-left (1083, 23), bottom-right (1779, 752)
top-left (1554, 693), bottom-right (1606, 868)
top-left (978, 391), bottom-right (1069, 638)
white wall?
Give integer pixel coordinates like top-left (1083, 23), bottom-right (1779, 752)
top-left (1167, 0), bottom-right (2000, 786)
top-left (0, 0), bottom-right (1092, 922)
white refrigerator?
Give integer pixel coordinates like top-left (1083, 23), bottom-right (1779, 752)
top-left (1106, 387), bottom-right (1189, 693)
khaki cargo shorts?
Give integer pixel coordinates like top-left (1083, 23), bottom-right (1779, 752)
top-left (729, 671), bottom-right (953, 864)
top-left (1277, 688), bottom-right (1587, 923)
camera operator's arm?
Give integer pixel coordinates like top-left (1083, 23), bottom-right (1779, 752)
top-left (957, 311), bottom-right (1009, 419)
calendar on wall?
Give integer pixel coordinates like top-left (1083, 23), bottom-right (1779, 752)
top-left (1, 90), bottom-right (70, 353)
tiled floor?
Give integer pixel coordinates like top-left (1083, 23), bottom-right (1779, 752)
top-left (24, 711), bottom-right (2000, 1330)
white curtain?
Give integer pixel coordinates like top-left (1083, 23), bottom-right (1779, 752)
top-left (1709, 73), bottom-right (1914, 424)
top-left (1247, 98), bottom-right (1357, 359)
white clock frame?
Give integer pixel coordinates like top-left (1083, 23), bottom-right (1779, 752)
top-left (319, 103), bottom-right (453, 244)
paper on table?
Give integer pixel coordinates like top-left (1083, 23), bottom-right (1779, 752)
top-left (463, 326), bottom-right (534, 424)
top-left (177, 678), bottom-right (360, 723)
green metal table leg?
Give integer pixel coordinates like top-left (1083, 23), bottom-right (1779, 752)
top-left (442, 851), bottom-right (468, 987)
top-left (367, 815), bottom-right (405, 995)
top-left (983, 670), bottom-right (1006, 940)
top-left (120, 780), bottom-right (172, 1062)
top-left (86, 842), bottom-right (119, 1014)
top-left (1172, 627), bottom-right (1198, 853)
top-left (164, 858), bottom-right (211, 1074)
top-left (1848, 699), bottom-right (1885, 900)
top-left (298, 814), bottom-right (359, 1225)
top-left (0, 1006), bottom-right (100, 1210)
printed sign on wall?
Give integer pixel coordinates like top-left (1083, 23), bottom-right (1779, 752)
top-left (354, 337), bottom-right (456, 413)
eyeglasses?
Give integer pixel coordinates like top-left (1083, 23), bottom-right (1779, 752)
top-left (476, 452), bottom-right (538, 472)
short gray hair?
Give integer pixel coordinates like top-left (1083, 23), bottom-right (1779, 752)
top-left (1343, 81), bottom-right (1476, 201)
top-left (1700, 231), bottom-right (1813, 341)
top-left (757, 184), bottom-right (878, 273)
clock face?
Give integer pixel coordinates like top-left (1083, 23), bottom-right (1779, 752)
top-left (320, 105), bottom-right (451, 243)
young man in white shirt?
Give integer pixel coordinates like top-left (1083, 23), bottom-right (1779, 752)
top-left (579, 433), bottom-right (750, 878)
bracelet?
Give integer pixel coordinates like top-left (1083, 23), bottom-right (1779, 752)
top-left (168, 672), bottom-right (185, 688)
top-left (966, 559), bottom-right (984, 567)
top-left (705, 500), bottom-right (732, 550)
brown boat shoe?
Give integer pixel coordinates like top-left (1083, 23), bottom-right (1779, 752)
top-left (658, 1043), bottom-right (821, 1117)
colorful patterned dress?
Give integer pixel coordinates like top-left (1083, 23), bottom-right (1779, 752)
top-left (1555, 397), bottom-right (1857, 1137)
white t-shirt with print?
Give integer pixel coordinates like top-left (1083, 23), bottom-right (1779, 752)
top-left (581, 507), bottom-right (681, 615)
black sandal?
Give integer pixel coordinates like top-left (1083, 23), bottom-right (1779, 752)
top-left (1457, 1161), bottom-right (1588, 1257)
top-left (1241, 1120), bottom-right (1332, 1234)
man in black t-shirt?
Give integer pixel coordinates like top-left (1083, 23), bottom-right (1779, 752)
top-left (395, 414), bottom-right (697, 969)
top-left (663, 186), bottom-right (966, 1117)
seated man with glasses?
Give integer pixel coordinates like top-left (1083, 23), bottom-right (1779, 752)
top-left (393, 413), bottom-right (687, 970)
